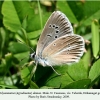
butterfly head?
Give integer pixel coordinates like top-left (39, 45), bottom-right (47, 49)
top-left (30, 52), bottom-right (36, 59)
top-left (30, 52), bottom-right (46, 66)
top-left (30, 52), bottom-right (39, 66)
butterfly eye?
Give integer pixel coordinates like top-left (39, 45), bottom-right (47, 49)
top-left (30, 52), bottom-right (36, 59)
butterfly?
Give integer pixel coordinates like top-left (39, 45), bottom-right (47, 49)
top-left (30, 11), bottom-right (85, 75)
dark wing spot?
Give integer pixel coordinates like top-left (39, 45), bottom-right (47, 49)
top-left (68, 49), bottom-right (70, 51)
top-left (49, 24), bottom-right (52, 28)
top-left (55, 30), bottom-right (59, 34)
top-left (54, 35), bottom-right (58, 39)
top-left (53, 43), bottom-right (56, 46)
top-left (68, 45), bottom-right (70, 47)
top-left (47, 34), bottom-right (52, 37)
top-left (53, 24), bottom-right (56, 28)
top-left (55, 26), bottom-right (59, 29)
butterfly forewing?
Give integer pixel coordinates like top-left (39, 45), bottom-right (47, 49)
top-left (42, 35), bottom-right (85, 66)
top-left (36, 11), bottom-right (73, 56)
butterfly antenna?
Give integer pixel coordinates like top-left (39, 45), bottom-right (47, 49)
top-left (17, 39), bottom-right (35, 52)
top-left (50, 66), bottom-right (61, 75)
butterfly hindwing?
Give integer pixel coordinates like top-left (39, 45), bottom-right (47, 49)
top-left (42, 35), bottom-right (85, 66)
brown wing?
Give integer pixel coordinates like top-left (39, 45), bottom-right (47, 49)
top-left (36, 11), bottom-right (73, 56)
top-left (42, 35), bottom-right (85, 66)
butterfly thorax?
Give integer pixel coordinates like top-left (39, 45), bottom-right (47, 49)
top-left (30, 52), bottom-right (48, 67)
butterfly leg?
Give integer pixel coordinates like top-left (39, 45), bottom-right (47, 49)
top-left (50, 65), bottom-right (61, 75)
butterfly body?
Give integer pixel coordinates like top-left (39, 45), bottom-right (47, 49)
top-left (30, 11), bottom-right (85, 73)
